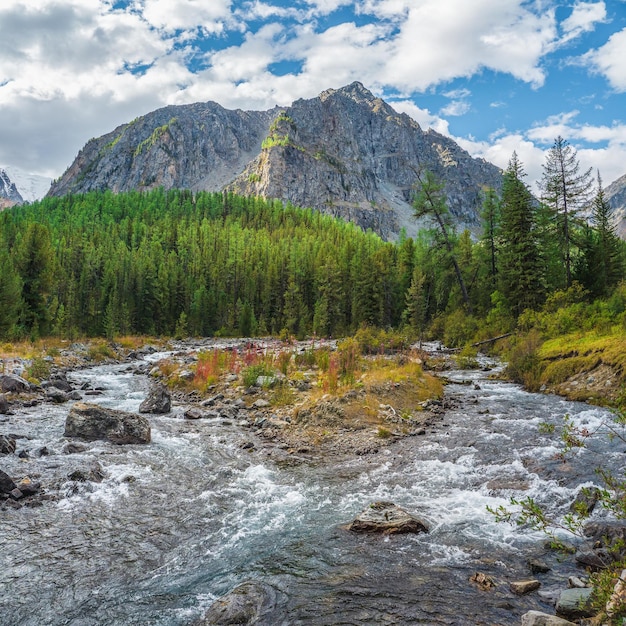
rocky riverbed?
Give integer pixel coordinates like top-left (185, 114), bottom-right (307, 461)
top-left (1, 339), bottom-right (626, 624)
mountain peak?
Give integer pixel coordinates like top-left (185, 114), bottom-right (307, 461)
top-left (0, 167), bottom-right (23, 207)
top-left (320, 81), bottom-right (376, 103)
top-left (47, 85), bottom-right (503, 239)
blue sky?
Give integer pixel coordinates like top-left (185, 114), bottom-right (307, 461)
top-left (1, 0), bottom-right (626, 194)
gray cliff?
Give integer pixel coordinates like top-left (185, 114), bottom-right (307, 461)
top-left (606, 172), bottom-right (626, 237)
top-left (48, 82), bottom-right (503, 239)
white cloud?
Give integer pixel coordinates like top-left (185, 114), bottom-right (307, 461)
top-left (560, 1), bottom-right (606, 43)
top-left (440, 100), bottom-right (471, 116)
top-left (583, 27), bottom-right (626, 91)
top-left (388, 99), bottom-right (451, 135)
top-left (141, 0), bottom-right (233, 33)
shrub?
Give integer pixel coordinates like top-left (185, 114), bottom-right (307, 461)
top-left (26, 357), bottom-right (51, 382)
top-left (242, 363), bottom-right (273, 388)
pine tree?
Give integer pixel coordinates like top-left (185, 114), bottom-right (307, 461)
top-left (539, 136), bottom-right (593, 287)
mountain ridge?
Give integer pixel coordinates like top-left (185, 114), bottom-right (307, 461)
top-left (48, 82), bottom-right (504, 239)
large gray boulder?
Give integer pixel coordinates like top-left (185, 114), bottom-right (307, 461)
top-left (65, 402), bottom-right (151, 444)
top-left (139, 384), bottom-right (171, 414)
top-left (348, 501), bottom-right (429, 535)
top-left (0, 435), bottom-right (16, 455)
top-left (556, 588), bottom-right (595, 619)
top-left (0, 469), bottom-right (16, 494)
top-left (193, 581), bottom-right (278, 626)
top-left (0, 374), bottom-right (30, 393)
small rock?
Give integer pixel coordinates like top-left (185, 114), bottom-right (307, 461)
top-left (63, 442), bottom-right (88, 454)
top-left (9, 487), bottom-right (23, 500)
top-left (470, 572), bottom-right (496, 590)
top-left (184, 407), bottom-right (205, 420)
top-left (0, 435), bottom-right (16, 455)
top-left (68, 462), bottom-right (105, 483)
top-left (510, 579), bottom-right (541, 595)
top-left (201, 394), bottom-right (224, 407)
top-left (252, 399), bottom-right (270, 409)
top-left (15, 477), bottom-right (40, 496)
top-left (528, 558), bottom-right (551, 574)
top-left (0, 394), bottom-right (9, 414)
top-left (521, 610), bottom-right (577, 626)
top-left (18, 449), bottom-right (29, 459)
top-left (567, 576), bottom-right (587, 588)
top-left (45, 387), bottom-right (70, 403)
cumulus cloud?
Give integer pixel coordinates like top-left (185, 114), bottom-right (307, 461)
top-left (560, 1), bottom-right (606, 44)
top-left (583, 27), bottom-right (626, 91)
top-left (141, 0), bottom-right (233, 33)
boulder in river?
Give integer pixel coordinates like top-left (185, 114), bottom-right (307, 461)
top-left (0, 374), bottom-right (30, 393)
top-left (521, 610), bottom-right (577, 625)
top-left (139, 384), bottom-right (171, 414)
top-left (65, 402), bottom-right (151, 444)
top-left (510, 579), bottom-right (541, 595)
top-left (193, 581), bottom-right (278, 626)
top-left (0, 393), bottom-right (9, 414)
top-left (45, 387), bottom-right (70, 403)
top-left (0, 469), bottom-right (17, 494)
top-left (347, 501), bottom-right (429, 535)
top-left (0, 435), bottom-right (16, 455)
top-left (555, 588), bottom-right (595, 619)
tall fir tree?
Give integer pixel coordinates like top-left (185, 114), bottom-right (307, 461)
top-left (498, 152), bottom-right (544, 316)
top-left (539, 136), bottom-right (593, 287)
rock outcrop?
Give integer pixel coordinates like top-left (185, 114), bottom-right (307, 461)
top-left (64, 402), bottom-right (151, 444)
top-left (47, 83), bottom-right (503, 239)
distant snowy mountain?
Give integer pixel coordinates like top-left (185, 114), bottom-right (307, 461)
top-left (1, 165), bottom-right (51, 202)
top-left (0, 167), bottom-right (23, 208)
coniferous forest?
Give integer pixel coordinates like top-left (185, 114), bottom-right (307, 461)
top-left (1, 142), bottom-right (625, 345)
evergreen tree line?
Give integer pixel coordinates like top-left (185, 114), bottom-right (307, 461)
top-left (0, 135), bottom-right (624, 342)
top-left (407, 136), bottom-right (626, 334)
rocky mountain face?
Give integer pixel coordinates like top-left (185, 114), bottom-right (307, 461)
top-left (0, 168), bottom-right (23, 209)
top-left (48, 82), bottom-right (503, 239)
top-left (606, 173), bottom-right (626, 237)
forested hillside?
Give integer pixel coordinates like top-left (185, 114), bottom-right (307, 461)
top-left (1, 140), bottom-right (625, 345)
top-left (0, 189), bottom-right (415, 339)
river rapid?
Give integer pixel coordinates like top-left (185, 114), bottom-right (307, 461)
top-left (1, 345), bottom-right (624, 625)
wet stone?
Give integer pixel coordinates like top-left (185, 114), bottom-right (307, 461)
top-left (348, 501), bottom-right (429, 535)
top-left (0, 435), bottom-right (16, 455)
top-left (510, 579), bottom-right (541, 595)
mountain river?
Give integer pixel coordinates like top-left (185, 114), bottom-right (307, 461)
top-left (1, 346), bottom-right (624, 625)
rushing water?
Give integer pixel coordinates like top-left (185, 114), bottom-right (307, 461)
top-left (1, 349), bottom-right (624, 625)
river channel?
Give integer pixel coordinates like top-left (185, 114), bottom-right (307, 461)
top-left (1, 345), bottom-right (624, 625)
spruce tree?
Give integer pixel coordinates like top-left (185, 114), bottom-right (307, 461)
top-left (539, 136), bottom-right (593, 287)
top-left (498, 152), bottom-right (544, 316)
